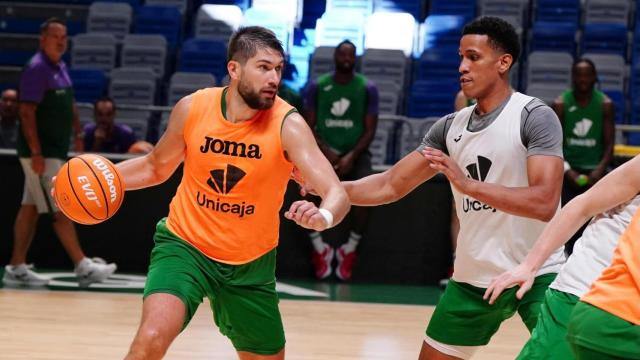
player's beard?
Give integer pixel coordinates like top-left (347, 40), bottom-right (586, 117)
top-left (238, 77), bottom-right (276, 110)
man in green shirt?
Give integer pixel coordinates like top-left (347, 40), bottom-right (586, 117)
top-left (304, 40), bottom-right (379, 281)
top-left (553, 58), bottom-right (614, 254)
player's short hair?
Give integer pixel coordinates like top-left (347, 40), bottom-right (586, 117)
top-left (40, 17), bottom-right (66, 35)
top-left (227, 26), bottom-right (285, 64)
top-left (462, 16), bottom-right (520, 67)
top-left (572, 58), bottom-right (597, 76)
top-left (335, 39), bottom-right (356, 54)
top-left (94, 96), bottom-right (116, 113)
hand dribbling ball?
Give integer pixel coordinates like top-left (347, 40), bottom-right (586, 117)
top-left (54, 154), bottom-right (124, 225)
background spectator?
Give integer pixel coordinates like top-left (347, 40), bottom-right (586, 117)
top-left (0, 88), bottom-right (18, 149)
top-left (304, 40), bottom-right (379, 281)
top-left (553, 58), bottom-right (614, 254)
top-left (2, 18), bottom-right (116, 288)
top-left (84, 96), bottom-right (153, 154)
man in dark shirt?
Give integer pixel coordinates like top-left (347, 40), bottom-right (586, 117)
top-left (84, 96), bottom-right (152, 154)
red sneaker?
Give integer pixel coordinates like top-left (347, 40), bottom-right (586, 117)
top-left (312, 245), bottom-right (334, 279)
top-left (336, 245), bottom-right (357, 281)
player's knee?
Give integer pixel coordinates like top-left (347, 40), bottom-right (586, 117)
top-left (134, 327), bottom-right (171, 358)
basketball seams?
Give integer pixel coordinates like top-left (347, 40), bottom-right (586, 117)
top-left (77, 155), bottom-right (110, 219)
top-left (66, 157), bottom-right (102, 224)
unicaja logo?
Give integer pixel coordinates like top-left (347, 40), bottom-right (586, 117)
top-left (207, 164), bottom-right (245, 194)
top-left (463, 155), bottom-right (496, 213)
top-left (572, 118), bottom-right (593, 137)
top-left (330, 98), bottom-right (350, 117)
top-left (196, 164), bottom-right (255, 217)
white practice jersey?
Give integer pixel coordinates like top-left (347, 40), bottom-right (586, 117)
top-left (446, 92), bottom-right (566, 287)
top-left (551, 195), bottom-right (640, 297)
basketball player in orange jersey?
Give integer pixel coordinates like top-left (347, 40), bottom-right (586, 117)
top-left (108, 27), bottom-right (349, 359)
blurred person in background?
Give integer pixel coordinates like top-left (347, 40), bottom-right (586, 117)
top-left (553, 58), bottom-right (614, 254)
top-left (84, 96), bottom-right (153, 154)
top-left (0, 88), bottom-right (19, 148)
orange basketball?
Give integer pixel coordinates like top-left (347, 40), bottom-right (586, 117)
top-left (54, 154), bottom-right (125, 225)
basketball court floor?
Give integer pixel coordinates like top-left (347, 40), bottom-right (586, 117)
top-left (0, 271), bottom-right (530, 359)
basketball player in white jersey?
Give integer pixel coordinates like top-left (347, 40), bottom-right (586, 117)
top-left (288, 16), bottom-right (565, 359)
top-left (483, 156), bottom-right (640, 359)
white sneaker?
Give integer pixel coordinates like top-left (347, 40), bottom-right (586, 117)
top-left (75, 257), bottom-right (117, 288)
top-left (2, 264), bottom-right (49, 287)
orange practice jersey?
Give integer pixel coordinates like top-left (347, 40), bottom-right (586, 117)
top-left (167, 87), bottom-right (295, 264)
top-left (582, 207), bottom-right (640, 325)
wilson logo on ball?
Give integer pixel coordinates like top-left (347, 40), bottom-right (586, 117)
top-left (54, 154), bottom-right (125, 225)
top-left (92, 157), bottom-right (118, 204)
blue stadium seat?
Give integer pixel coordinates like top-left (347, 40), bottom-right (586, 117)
top-left (419, 15), bottom-right (466, 53)
top-left (630, 60), bottom-right (640, 99)
top-left (243, 7), bottom-right (294, 53)
top-left (0, 66), bottom-right (22, 92)
top-left (374, 0), bottom-right (424, 22)
top-left (406, 80), bottom-right (458, 118)
top-left (414, 48), bottom-right (460, 83)
top-left (0, 2), bottom-right (87, 35)
top-left (135, 5), bottom-right (182, 50)
top-left (202, 0), bottom-right (251, 11)
top-left (326, 0), bottom-right (373, 17)
top-left (100, 0), bottom-right (142, 9)
top-left (69, 69), bottom-right (107, 104)
top-left (301, 0), bottom-right (326, 29)
top-left (0, 34), bottom-right (39, 67)
top-left (429, 0), bottom-right (476, 22)
top-left (529, 21), bottom-right (578, 56)
top-left (582, 23), bottom-right (628, 58)
top-left (534, 0), bottom-right (580, 25)
top-left (315, 10), bottom-right (365, 54)
top-left (603, 90), bottom-right (626, 124)
top-left (179, 38), bottom-right (227, 81)
top-left (628, 60), bottom-right (640, 124)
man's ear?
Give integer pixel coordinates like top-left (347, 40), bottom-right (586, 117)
top-left (498, 54), bottom-right (513, 75)
top-left (227, 60), bottom-right (241, 80)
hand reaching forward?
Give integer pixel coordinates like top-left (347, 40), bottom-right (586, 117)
top-left (284, 200), bottom-right (331, 231)
top-left (483, 263), bottom-right (537, 305)
top-left (422, 147), bottom-right (471, 193)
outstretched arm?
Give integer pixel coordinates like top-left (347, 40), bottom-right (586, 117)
top-left (344, 151), bottom-right (439, 206)
top-left (483, 154), bottom-right (640, 303)
top-left (282, 112), bottom-right (350, 231)
top-left (116, 96), bottom-right (190, 190)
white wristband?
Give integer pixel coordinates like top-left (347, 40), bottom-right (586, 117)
top-left (564, 161), bottom-right (571, 172)
top-left (318, 208), bottom-right (334, 228)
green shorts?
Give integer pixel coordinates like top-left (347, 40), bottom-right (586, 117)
top-left (516, 288), bottom-right (579, 360)
top-left (426, 273), bottom-right (556, 346)
top-left (567, 301), bottom-right (640, 359)
top-left (144, 218), bottom-right (284, 355)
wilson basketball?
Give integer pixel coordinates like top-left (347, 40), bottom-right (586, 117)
top-left (54, 154), bottom-right (125, 225)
